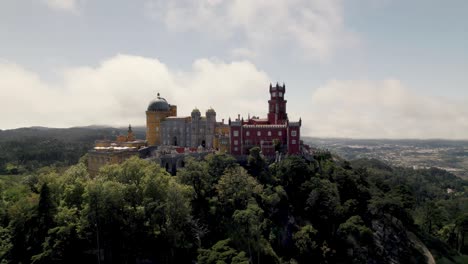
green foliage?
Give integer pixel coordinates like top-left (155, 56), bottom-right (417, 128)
top-left (247, 147), bottom-right (267, 178)
top-left (0, 226), bottom-right (11, 262)
top-left (337, 216), bottom-right (373, 244)
top-left (216, 166), bottom-right (263, 211)
top-left (293, 224), bottom-right (318, 255)
top-left (0, 152), bottom-right (467, 263)
top-left (206, 153), bottom-right (237, 179)
top-left (177, 157), bottom-right (212, 199)
top-left (198, 239), bottom-right (249, 264)
top-left (437, 254), bottom-right (468, 264)
top-left (306, 178), bottom-right (342, 222)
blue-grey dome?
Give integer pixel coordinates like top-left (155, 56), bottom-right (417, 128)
top-left (147, 93), bottom-right (170, 111)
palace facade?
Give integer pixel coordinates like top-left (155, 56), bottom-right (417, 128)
top-left (88, 83), bottom-right (303, 175)
top-left (146, 94), bottom-right (228, 150)
top-left (146, 83), bottom-right (301, 156)
top-left (87, 125), bottom-right (147, 176)
top-left (229, 83), bottom-right (301, 156)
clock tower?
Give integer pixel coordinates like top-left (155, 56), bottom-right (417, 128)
top-left (267, 83), bottom-right (288, 124)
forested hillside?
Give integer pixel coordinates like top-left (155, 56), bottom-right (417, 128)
top-left (0, 126), bottom-right (145, 174)
top-left (0, 150), bottom-right (467, 263)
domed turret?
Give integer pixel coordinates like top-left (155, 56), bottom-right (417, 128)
top-left (206, 107), bottom-right (216, 121)
top-left (191, 108), bottom-right (201, 119)
top-left (206, 108), bottom-right (216, 115)
top-left (147, 93), bottom-right (170, 111)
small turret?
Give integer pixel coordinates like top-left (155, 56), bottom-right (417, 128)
top-left (127, 124), bottom-right (135, 141)
top-left (191, 108), bottom-right (201, 120)
top-left (206, 107), bottom-right (216, 116)
top-left (206, 108), bottom-right (216, 122)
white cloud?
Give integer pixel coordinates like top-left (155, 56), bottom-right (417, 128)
top-left (307, 79), bottom-right (468, 139)
top-left (3, 56), bottom-right (467, 139)
top-left (0, 55), bottom-right (270, 129)
top-left (146, 0), bottom-right (357, 60)
top-left (42, 0), bottom-right (79, 13)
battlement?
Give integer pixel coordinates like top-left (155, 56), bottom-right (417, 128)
top-left (269, 82), bottom-right (286, 92)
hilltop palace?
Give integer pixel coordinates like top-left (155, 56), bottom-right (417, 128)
top-left (88, 83), bottom-right (308, 175)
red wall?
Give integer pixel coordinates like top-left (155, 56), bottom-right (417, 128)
top-left (230, 125), bottom-right (300, 156)
top-left (287, 126), bottom-right (300, 154)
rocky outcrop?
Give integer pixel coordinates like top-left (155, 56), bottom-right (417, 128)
top-left (371, 216), bottom-right (429, 264)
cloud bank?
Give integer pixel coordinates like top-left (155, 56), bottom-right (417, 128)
top-left (0, 55), bottom-right (269, 129)
top-left (307, 80), bottom-right (468, 139)
top-left (147, 0), bottom-right (356, 60)
top-left (1, 56), bottom-right (467, 139)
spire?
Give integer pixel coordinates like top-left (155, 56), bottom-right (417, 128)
top-left (126, 124), bottom-right (135, 141)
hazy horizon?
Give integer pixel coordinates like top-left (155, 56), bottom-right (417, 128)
top-left (3, 124), bottom-right (468, 142)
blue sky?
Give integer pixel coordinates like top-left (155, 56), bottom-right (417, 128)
top-left (1, 0), bottom-right (467, 139)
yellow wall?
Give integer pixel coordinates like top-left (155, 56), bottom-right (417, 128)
top-left (127, 131), bottom-right (135, 141)
top-left (214, 124), bottom-right (230, 153)
top-left (146, 109), bottom-right (177, 146)
top-left (89, 123), bottom-right (147, 176)
top-left (95, 140), bottom-right (111, 147)
top-left (170, 105), bottom-right (177, 116)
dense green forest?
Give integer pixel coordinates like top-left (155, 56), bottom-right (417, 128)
top-left (1, 148), bottom-right (467, 263)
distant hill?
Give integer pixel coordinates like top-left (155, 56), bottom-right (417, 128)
top-left (0, 126), bottom-right (146, 173)
top-left (0, 126), bottom-right (146, 142)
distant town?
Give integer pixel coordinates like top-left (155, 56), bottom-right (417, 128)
top-left (306, 137), bottom-right (468, 179)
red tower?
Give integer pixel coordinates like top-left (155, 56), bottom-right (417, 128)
top-left (267, 83), bottom-right (288, 124)
top-left (228, 83), bottom-right (302, 157)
